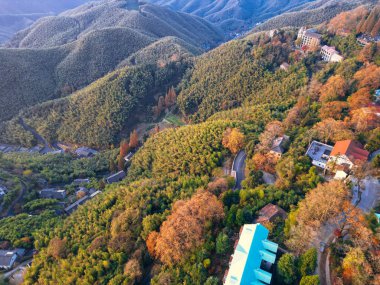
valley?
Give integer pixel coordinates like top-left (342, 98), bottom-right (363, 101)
top-left (0, 1), bottom-right (379, 285)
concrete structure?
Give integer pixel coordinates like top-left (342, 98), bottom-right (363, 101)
top-left (298, 27), bottom-right (321, 49)
top-left (224, 224), bottom-right (278, 285)
top-left (321, 45), bottom-right (344, 62)
top-left (75, 147), bottom-right (98, 158)
top-left (106, 171), bottom-right (126, 184)
top-left (73, 178), bottom-right (90, 185)
top-left (124, 152), bottom-right (134, 162)
top-left (280, 62), bottom-right (290, 71)
top-left (376, 213), bottom-right (380, 223)
top-left (65, 190), bottom-right (101, 214)
top-left (268, 29), bottom-right (278, 38)
top-left (328, 140), bottom-right (369, 170)
top-left (306, 141), bottom-right (333, 169)
top-left (357, 34), bottom-right (373, 46)
top-left (270, 135), bottom-right (289, 158)
top-left (256, 204), bottom-right (287, 224)
top-left (375, 89), bottom-right (380, 102)
top-left (334, 165), bottom-right (351, 180)
top-left (64, 195), bottom-right (90, 214)
top-left (39, 188), bottom-right (66, 200)
top-left (0, 186), bottom-right (8, 199)
top-left (76, 187), bottom-right (88, 197)
top-left (0, 250), bottom-right (18, 269)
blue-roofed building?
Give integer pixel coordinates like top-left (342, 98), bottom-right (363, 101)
top-left (375, 89), bottom-right (380, 102)
top-left (376, 213), bottom-right (380, 223)
top-left (224, 224), bottom-right (278, 285)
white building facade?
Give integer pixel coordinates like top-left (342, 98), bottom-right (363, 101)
top-left (321, 45), bottom-right (344, 62)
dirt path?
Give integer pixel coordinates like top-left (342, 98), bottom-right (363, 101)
top-left (18, 118), bottom-right (50, 148)
top-left (1, 180), bottom-right (27, 218)
top-left (318, 234), bottom-right (335, 285)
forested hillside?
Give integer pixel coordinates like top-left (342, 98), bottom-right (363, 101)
top-left (328, 5), bottom-right (380, 37)
top-left (2, 6), bottom-right (380, 285)
top-left (178, 31), bottom-right (309, 121)
top-left (0, 0), bottom-right (223, 122)
top-left (0, 58), bottom-right (191, 147)
top-left (0, 30), bottom-right (308, 147)
top-left (252, 0), bottom-right (376, 32)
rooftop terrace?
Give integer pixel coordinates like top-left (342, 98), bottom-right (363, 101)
top-left (306, 141), bottom-right (333, 169)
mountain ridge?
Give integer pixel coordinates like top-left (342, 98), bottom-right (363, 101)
top-left (0, 1), bottom-right (223, 122)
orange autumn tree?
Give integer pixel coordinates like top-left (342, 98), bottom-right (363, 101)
top-left (118, 139), bottom-right (129, 170)
top-left (129, 130), bottom-right (139, 149)
top-left (165, 87), bottom-right (177, 108)
top-left (251, 153), bottom-right (277, 174)
top-left (342, 247), bottom-right (373, 285)
top-left (319, 75), bottom-right (348, 103)
top-left (147, 191), bottom-right (224, 266)
top-left (347, 88), bottom-right (372, 111)
top-left (358, 42), bottom-right (379, 63)
top-left (350, 108), bottom-right (380, 132)
top-left (256, 120), bottom-right (283, 152)
top-left (286, 181), bottom-right (364, 254)
top-left (354, 64), bottom-right (380, 90)
top-left (327, 6), bottom-right (368, 33)
top-left (311, 118), bottom-right (354, 143)
top-left (222, 127), bottom-right (245, 154)
top-left (47, 237), bottom-right (67, 260)
top-left (319, 101), bottom-right (349, 120)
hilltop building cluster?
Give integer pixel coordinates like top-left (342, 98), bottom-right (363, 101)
top-left (297, 27), bottom-right (344, 63)
top-left (306, 140), bottom-right (369, 179)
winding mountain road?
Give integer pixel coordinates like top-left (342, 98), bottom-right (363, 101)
top-left (232, 150), bottom-right (246, 190)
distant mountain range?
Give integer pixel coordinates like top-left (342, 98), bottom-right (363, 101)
top-left (147, 0), bottom-right (315, 35)
top-left (0, 0), bottom-right (92, 43)
top-left (0, 1), bottom-right (223, 123)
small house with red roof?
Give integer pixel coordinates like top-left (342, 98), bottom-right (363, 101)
top-left (255, 204), bottom-right (287, 224)
top-left (328, 140), bottom-right (369, 173)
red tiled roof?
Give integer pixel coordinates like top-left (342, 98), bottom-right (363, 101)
top-left (256, 216), bottom-right (270, 224)
top-left (331, 140), bottom-right (369, 162)
top-left (257, 203), bottom-right (287, 222)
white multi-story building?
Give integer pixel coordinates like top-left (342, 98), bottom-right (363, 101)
top-left (298, 27), bottom-right (322, 49)
top-left (321, 45), bottom-right (344, 62)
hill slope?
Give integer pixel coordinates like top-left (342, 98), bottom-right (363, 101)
top-left (177, 31), bottom-right (309, 122)
top-left (252, 0), bottom-right (377, 32)
top-left (0, 0), bottom-right (223, 122)
top-left (0, 57), bottom-right (192, 148)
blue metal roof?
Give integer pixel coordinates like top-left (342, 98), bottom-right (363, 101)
top-left (224, 224), bottom-right (278, 285)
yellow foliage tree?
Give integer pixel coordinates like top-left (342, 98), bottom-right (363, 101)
top-left (222, 128), bottom-right (245, 154)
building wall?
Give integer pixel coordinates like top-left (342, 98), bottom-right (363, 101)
top-left (329, 155), bottom-right (354, 170)
top-left (330, 53), bottom-right (343, 62)
top-left (321, 48), bottom-right (332, 61)
top-left (0, 254), bottom-right (17, 269)
top-left (334, 170), bottom-right (348, 180)
top-left (312, 160), bottom-right (327, 169)
top-left (302, 36), bottom-right (320, 48)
